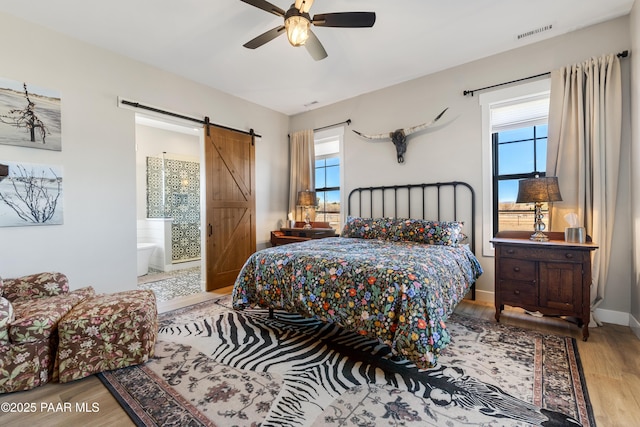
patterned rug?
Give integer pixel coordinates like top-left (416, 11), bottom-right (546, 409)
top-left (98, 296), bottom-right (594, 427)
top-left (137, 267), bottom-right (202, 301)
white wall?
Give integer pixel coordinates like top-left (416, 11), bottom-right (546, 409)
top-left (0, 12), bottom-right (290, 294)
top-left (290, 17), bottom-right (633, 316)
top-left (630, 0), bottom-right (640, 335)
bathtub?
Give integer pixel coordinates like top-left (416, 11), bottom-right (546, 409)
top-left (137, 243), bottom-right (157, 276)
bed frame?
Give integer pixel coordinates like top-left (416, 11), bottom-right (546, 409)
top-left (347, 181), bottom-right (477, 300)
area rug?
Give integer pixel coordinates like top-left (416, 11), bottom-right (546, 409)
top-left (98, 296), bottom-right (594, 427)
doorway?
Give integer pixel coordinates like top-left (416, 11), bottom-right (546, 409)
top-left (134, 114), bottom-right (205, 299)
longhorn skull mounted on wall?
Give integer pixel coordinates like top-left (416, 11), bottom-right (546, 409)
top-left (352, 108), bottom-right (448, 163)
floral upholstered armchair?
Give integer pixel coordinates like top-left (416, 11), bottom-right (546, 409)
top-left (0, 272), bottom-right (94, 394)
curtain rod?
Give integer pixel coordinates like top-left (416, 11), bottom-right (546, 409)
top-left (463, 50), bottom-right (629, 97)
top-left (314, 119), bottom-right (351, 132)
top-left (288, 119), bottom-right (351, 138)
top-left (120, 99), bottom-right (262, 138)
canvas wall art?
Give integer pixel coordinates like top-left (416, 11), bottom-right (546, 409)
top-left (0, 161), bottom-right (63, 227)
top-left (0, 77), bottom-right (62, 151)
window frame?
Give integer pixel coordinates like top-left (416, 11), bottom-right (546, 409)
top-left (479, 79), bottom-right (550, 257)
top-left (492, 126), bottom-right (548, 234)
top-left (313, 126), bottom-right (344, 228)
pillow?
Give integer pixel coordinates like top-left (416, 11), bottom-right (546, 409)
top-left (341, 216), bottom-right (393, 240)
top-left (388, 218), bottom-right (464, 246)
top-left (0, 297), bottom-right (14, 343)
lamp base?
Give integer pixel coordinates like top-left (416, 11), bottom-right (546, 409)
top-left (529, 202), bottom-right (549, 241)
top-left (303, 208), bottom-right (312, 229)
top-left (529, 231), bottom-right (549, 242)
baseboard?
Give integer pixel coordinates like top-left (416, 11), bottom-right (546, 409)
top-left (474, 289), bottom-right (494, 304)
top-left (630, 314), bottom-right (640, 339)
top-left (474, 290), bottom-right (634, 328)
top-left (163, 260), bottom-right (201, 271)
top-left (593, 307), bottom-right (631, 327)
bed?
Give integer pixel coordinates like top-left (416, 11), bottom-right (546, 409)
top-left (232, 182), bottom-right (483, 369)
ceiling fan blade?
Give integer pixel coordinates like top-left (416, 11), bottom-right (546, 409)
top-left (240, 0), bottom-right (285, 17)
top-left (305, 30), bottom-right (328, 61)
top-left (243, 26), bottom-right (286, 49)
top-left (312, 12), bottom-right (376, 28)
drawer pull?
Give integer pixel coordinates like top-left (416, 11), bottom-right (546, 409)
top-left (513, 290), bottom-right (520, 295)
top-left (565, 253), bottom-right (574, 259)
top-left (506, 249), bottom-right (515, 254)
top-left (513, 267), bottom-right (520, 272)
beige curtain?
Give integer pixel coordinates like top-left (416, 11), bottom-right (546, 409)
top-left (546, 53), bottom-right (622, 326)
top-left (288, 129), bottom-right (315, 221)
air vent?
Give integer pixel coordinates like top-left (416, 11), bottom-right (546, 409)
top-left (517, 24), bottom-right (553, 40)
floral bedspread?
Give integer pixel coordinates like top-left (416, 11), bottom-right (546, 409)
top-left (232, 237), bottom-right (483, 369)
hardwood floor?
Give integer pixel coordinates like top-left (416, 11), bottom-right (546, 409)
top-left (1, 291), bottom-right (639, 427)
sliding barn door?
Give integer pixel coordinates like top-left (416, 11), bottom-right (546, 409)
top-left (204, 125), bottom-right (256, 291)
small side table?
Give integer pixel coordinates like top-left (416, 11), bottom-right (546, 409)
top-left (491, 230), bottom-right (598, 341)
top-left (270, 227), bottom-right (337, 246)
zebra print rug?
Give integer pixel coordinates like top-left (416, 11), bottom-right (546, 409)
top-left (98, 296), bottom-right (594, 427)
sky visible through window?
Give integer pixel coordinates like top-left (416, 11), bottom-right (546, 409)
top-left (497, 125), bottom-right (547, 202)
top-left (315, 157), bottom-right (340, 204)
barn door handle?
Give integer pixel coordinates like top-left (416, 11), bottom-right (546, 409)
top-left (208, 224), bottom-right (213, 237)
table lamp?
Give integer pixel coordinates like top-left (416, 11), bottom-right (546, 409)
top-left (516, 176), bottom-right (563, 241)
top-left (296, 190), bottom-right (316, 229)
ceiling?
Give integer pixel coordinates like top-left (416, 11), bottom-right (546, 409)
top-left (0, 0), bottom-right (634, 116)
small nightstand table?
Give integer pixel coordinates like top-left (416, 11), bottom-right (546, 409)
top-left (491, 231), bottom-right (598, 341)
top-left (270, 222), bottom-right (338, 246)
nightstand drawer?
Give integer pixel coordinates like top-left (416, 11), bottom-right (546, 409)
top-left (498, 245), bottom-right (529, 258)
top-left (500, 280), bottom-right (537, 306)
top-left (499, 258), bottom-right (535, 281)
top-left (498, 245), bottom-right (583, 262)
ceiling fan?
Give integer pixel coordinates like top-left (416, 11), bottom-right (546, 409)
top-left (240, 0), bottom-right (376, 61)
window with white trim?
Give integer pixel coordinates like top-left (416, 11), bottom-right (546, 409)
top-left (314, 127), bottom-right (344, 231)
top-left (480, 80), bottom-right (550, 256)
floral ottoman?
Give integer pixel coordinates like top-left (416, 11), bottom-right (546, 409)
top-left (56, 289), bottom-right (157, 383)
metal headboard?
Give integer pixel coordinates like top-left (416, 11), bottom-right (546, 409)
top-left (346, 181), bottom-right (476, 255)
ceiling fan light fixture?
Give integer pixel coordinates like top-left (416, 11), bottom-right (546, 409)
top-left (241, 0), bottom-right (375, 61)
top-left (285, 15), bottom-right (310, 46)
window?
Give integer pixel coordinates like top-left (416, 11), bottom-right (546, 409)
top-left (314, 128), bottom-right (344, 230)
top-left (479, 79), bottom-right (550, 256)
top-left (315, 156), bottom-right (340, 228)
top-left (493, 124), bottom-right (548, 233)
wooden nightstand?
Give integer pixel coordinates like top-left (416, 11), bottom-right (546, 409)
top-left (491, 231), bottom-right (598, 341)
top-left (270, 221), bottom-right (338, 246)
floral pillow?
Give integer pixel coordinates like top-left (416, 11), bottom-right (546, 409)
top-left (342, 216), bottom-right (464, 246)
top-left (0, 297), bottom-right (14, 343)
top-left (389, 218), bottom-right (464, 246)
top-left (341, 216), bottom-right (394, 240)
top-left (1, 272), bottom-right (69, 303)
